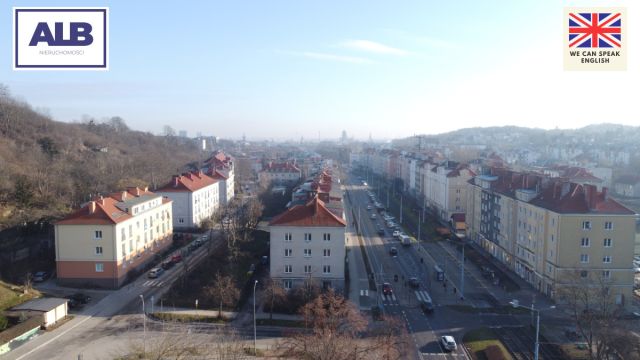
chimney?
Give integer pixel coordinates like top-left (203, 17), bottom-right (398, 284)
top-left (173, 175), bottom-right (180, 187)
top-left (88, 201), bottom-right (96, 214)
top-left (602, 187), bottom-right (608, 201)
top-left (585, 184), bottom-right (597, 210)
top-left (121, 191), bottom-right (127, 201)
top-left (144, 186), bottom-right (149, 192)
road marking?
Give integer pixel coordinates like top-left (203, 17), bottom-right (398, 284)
top-left (16, 314), bottom-right (94, 360)
top-left (360, 289), bottom-right (369, 297)
top-left (415, 291), bottom-right (423, 302)
top-left (391, 293), bottom-right (397, 301)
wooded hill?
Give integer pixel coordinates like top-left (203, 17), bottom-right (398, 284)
top-left (0, 85), bottom-right (201, 231)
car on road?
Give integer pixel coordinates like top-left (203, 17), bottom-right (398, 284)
top-left (148, 267), bottom-right (164, 279)
top-left (161, 260), bottom-right (175, 270)
top-left (366, 205), bottom-right (372, 210)
top-left (370, 214), bottom-right (377, 219)
top-left (389, 247), bottom-right (398, 256)
top-left (69, 293), bottom-right (92, 304)
top-left (408, 277), bottom-right (420, 288)
top-left (382, 282), bottom-right (393, 295)
top-left (260, 256), bottom-right (269, 265)
top-left (392, 230), bottom-right (401, 238)
top-left (419, 299), bottom-right (434, 314)
top-left (441, 336), bottom-right (457, 351)
top-left (68, 298), bottom-right (83, 309)
top-left (171, 253), bottom-right (183, 263)
top-left (33, 271), bottom-right (49, 282)
top-left (377, 228), bottom-right (385, 236)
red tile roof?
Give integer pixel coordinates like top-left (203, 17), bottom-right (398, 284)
top-left (56, 187), bottom-right (170, 225)
top-left (530, 183), bottom-right (633, 215)
top-left (270, 196), bottom-right (346, 227)
top-left (157, 171), bottom-right (218, 193)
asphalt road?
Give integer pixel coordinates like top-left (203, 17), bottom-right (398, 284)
top-left (345, 176), bottom-right (473, 360)
top-left (3, 234), bottom-right (219, 360)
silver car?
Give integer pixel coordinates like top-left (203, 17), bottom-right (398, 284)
top-left (441, 336), bottom-right (457, 351)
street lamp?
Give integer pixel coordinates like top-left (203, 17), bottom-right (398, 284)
top-left (509, 300), bottom-right (556, 360)
top-left (139, 294), bottom-right (146, 355)
top-left (253, 280), bottom-right (258, 355)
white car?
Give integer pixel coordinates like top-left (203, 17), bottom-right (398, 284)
top-left (441, 336), bottom-right (457, 351)
top-left (392, 230), bottom-right (400, 238)
top-left (370, 214), bottom-right (377, 219)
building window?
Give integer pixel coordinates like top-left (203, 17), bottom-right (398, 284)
top-left (323, 265), bottom-right (331, 274)
top-left (144, 219), bottom-right (148, 230)
top-left (602, 270), bottom-right (611, 279)
top-left (603, 238), bottom-right (612, 247)
top-left (178, 218), bottom-right (184, 224)
top-left (304, 249), bottom-right (311, 257)
top-left (95, 246), bottom-right (103, 255)
top-left (121, 228), bottom-right (126, 241)
top-left (580, 238), bottom-right (590, 247)
top-left (602, 256), bottom-right (612, 263)
top-left (604, 221), bottom-right (613, 230)
top-left (95, 263), bottom-right (104, 272)
top-left (580, 270), bottom-right (588, 278)
top-left (285, 233), bottom-right (292, 241)
top-left (94, 230), bottom-right (103, 239)
top-left (323, 233), bottom-right (331, 241)
top-left (304, 265), bottom-right (312, 274)
top-left (284, 265), bottom-right (292, 273)
top-left (283, 279), bottom-right (292, 289)
top-left (580, 254), bottom-right (589, 263)
top-left (121, 243), bottom-right (126, 258)
top-left (284, 248), bottom-right (292, 257)
top-left (129, 239), bottom-right (133, 254)
top-left (582, 221), bottom-right (591, 230)
top-left (304, 233), bottom-right (312, 242)
top-left (323, 249), bottom-right (331, 257)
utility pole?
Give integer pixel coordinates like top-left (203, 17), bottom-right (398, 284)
top-left (400, 195), bottom-right (403, 224)
top-left (460, 242), bottom-right (465, 300)
top-left (417, 209), bottom-right (421, 242)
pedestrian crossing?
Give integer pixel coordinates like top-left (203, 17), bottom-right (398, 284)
top-left (142, 280), bottom-right (165, 287)
top-left (359, 289), bottom-right (369, 297)
top-left (380, 293), bottom-right (398, 306)
top-left (414, 290), bottom-right (432, 302)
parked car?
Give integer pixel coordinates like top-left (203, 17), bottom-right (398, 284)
top-left (33, 271), bottom-right (49, 282)
top-left (408, 277), bottom-right (420, 288)
top-left (161, 260), bottom-right (175, 270)
top-left (392, 231), bottom-right (401, 238)
top-left (367, 205), bottom-right (372, 210)
top-left (377, 228), bottom-right (385, 236)
top-left (441, 336), bottom-right (457, 351)
top-left (370, 214), bottom-right (377, 219)
top-left (247, 263), bottom-right (256, 275)
top-left (69, 293), bottom-right (91, 304)
top-left (148, 267), bottom-right (164, 279)
top-left (171, 254), bottom-right (183, 263)
top-left (389, 247), bottom-right (398, 256)
top-left (260, 256), bottom-right (269, 265)
top-left (67, 298), bottom-right (82, 309)
top-left (382, 282), bottom-right (393, 295)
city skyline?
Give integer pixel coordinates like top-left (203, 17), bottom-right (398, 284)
top-left (2, 0), bottom-right (638, 140)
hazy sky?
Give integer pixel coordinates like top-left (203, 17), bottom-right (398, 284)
top-left (2, 1), bottom-right (639, 140)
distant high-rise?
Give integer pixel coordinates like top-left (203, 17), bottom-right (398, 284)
top-left (179, 130), bottom-right (187, 138)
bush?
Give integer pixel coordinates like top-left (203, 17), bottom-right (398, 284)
top-left (484, 345), bottom-right (507, 360)
top-left (0, 314), bottom-right (8, 330)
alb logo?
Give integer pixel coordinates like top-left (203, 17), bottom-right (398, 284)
top-left (29, 22), bottom-right (94, 46)
top-left (13, 7), bottom-right (109, 70)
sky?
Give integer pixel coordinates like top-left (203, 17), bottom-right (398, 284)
top-left (1, 1), bottom-right (639, 140)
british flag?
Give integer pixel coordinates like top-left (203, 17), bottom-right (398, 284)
top-left (569, 12), bottom-right (621, 48)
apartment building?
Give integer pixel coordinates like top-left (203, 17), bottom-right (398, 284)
top-left (156, 171), bottom-right (219, 229)
top-left (425, 161), bottom-right (475, 222)
top-left (467, 169), bottom-right (637, 308)
top-left (269, 196), bottom-right (346, 291)
top-left (55, 187), bottom-right (173, 288)
top-left (204, 151), bottom-right (235, 205)
top-left (259, 161), bottom-right (302, 187)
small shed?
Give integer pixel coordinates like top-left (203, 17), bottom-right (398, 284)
top-left (10, 298), bottom-right (68, 328)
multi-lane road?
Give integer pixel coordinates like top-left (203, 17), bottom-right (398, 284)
top-left (343, 174), bottom-right (525, 360)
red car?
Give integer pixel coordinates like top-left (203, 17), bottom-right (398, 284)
top-left (171, 253), bottom-right (183, 263)
top-left (382, 282), bottom-right (393, 296)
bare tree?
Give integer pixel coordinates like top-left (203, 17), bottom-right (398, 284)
top-left (261, 277), bottom-right (286, 321)
top-left (557, 270), bottom-right (627, 360)
top-left (206, 272), bottom-right (240, 319)
top-left (278, 289), bottom-right (368, 360)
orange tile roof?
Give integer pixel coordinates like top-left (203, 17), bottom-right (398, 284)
top-left (157, 171), bottom-right (218, 193)
top-left (56, 187), bottom-right (170, 225)
top-left (270, 196), bottom-right (346, 227)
